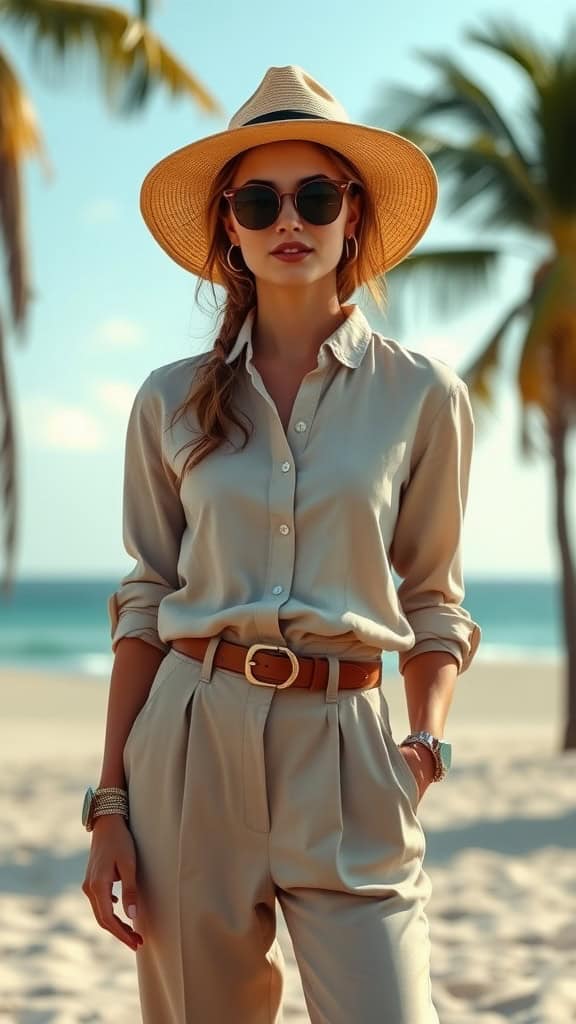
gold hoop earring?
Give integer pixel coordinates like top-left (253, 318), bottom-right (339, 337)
top-left (226, 243), bottom-right (245, 275)
top-left (344, 235), bottom-right (358, 263)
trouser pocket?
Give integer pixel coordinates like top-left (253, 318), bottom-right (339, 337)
top-left (123, 649), bottom-right (185, 762)
top-left (356, 686), bottom-right (421, 814)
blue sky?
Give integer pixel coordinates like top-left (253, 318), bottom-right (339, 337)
top-left (3, 0), bottom-right (575, 580)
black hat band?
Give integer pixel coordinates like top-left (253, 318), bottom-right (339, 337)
top-left (242, 110), bottom-right (327, 126)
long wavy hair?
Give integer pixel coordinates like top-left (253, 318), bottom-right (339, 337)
top-left (168, 144), bottom-right (388, 481)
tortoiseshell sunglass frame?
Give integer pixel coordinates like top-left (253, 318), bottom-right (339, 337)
top-left (221, 178), bottom-right (362, 229)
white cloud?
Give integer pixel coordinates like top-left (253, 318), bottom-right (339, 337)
top-left (80, 198), bottom-right (121, 225)
top-left (92, 318), bottom-right (145, 348)
top-left (21, 399), bottom-right (106, 451)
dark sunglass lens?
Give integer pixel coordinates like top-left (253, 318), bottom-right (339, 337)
top-left (297, 181), bottom-right (343, 224)
top-left (232, 186), bottom-right (278, 229)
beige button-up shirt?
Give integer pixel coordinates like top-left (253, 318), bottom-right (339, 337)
top-left (108, 302), bottom-right (481, 673)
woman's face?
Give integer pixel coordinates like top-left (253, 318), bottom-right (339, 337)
top-left (221, 140), bottom-right (361, 289)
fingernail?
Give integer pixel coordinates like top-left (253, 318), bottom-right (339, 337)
top-left (127, 904), bottom-right (137, 920)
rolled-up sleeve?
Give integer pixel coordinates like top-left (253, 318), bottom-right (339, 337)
top-left (107, 371), bottom-right (186, 655)
top-left (389, 378), bottom-right (481, 675)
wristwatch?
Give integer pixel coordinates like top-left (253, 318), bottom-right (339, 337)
top-left (399, 731), bottom-right (452, 782)
top-left (82, 785), bottom-right (129, 832)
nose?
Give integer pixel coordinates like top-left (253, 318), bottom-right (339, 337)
top-left (275, 192), bottom-right (303, 230)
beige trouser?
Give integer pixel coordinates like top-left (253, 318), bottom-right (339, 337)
top-left (123, 636), bottom-right (440, 1023)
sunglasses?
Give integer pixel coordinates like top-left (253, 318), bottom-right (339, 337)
top-left (222, 177), bottom-right (361, 231)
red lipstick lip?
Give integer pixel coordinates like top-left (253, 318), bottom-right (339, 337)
top-left (270, 244), bottom-right (313, 254)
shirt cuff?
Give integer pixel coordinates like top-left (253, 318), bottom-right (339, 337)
top-left (107, 592), bottom-right (171, 655)
top-left (398, 616), bottom-right (482, 676)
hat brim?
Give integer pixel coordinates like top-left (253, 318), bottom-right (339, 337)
top-left (139, 118), bottom-right (438, 285)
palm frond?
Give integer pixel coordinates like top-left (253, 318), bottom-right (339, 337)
top-left (0, 47), bottom-right (50, 166)
top-left (370, 52), bottom-right (532, 172)
top-left (518, 255), bottom-right (576, 410)
top-left (400, 128), bottom-right (545, 230)
top-left (458, 297), bottom-right (531, 403)
top-left (0, 49), bottom-right (47, 326)
top-left (465, 15), bottom-right (557, 88)
top-left (538, 57), bottom-right (576, 213)
top-left (136, 0), bottom-right (152, 19)
top-left (372, 247), bottom-right (502, 336)
top-left (0, 0), bottom-right (223, 116)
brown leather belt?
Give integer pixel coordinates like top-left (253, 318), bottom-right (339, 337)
top-left (170, 636), bottom-right (382, 691)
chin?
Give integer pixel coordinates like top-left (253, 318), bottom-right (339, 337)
top-left (257, 267), bottom-right (322, 286)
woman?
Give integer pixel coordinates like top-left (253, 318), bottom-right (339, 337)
top-left (81, 65), bottom-right (481, 1023)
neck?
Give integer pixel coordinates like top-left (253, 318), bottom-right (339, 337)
top-left (252, 281), bottom-right (350, 368)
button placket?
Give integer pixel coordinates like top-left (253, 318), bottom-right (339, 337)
top-left (254, 425), bottom-right (297, 640)
top-left (289, 363), bottom-right (328, 456)
top-left (254, 356), bottom-right (327, 643)
top-left (267, 486), bottom-right (296, 609)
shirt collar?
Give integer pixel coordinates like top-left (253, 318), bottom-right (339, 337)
top-left (224, 303), bottom-right (373, 369)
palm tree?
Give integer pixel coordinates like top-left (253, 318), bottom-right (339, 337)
top-left (0, 0), bottom-right (223, 595)
top-left (367, 16), bottom-right (576, 750)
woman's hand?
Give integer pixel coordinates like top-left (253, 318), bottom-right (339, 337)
top-left (398, 742), bottom-right (437, 802)
top-left (81, 814), bottom-right (144, 951)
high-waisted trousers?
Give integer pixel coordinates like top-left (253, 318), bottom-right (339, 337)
top-left (123, 636), bottom-right (440, 1023)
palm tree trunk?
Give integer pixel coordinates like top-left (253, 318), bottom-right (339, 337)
top-left (549, 388), bottom-right (576, 751)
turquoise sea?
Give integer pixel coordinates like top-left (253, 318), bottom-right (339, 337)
top-left (0, 577), bottom-right (563, 679)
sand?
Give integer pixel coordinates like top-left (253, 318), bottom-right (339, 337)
top-left (1, 658), bottom-right (575, 1023)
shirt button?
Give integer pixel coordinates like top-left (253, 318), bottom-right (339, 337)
top-left (281, 461), bottom-right (291, 472)
top-left (279, 524), bottom-right (290, 535)
top-left (272, 585), bottom-right (283, 595)
top-left (295, 420), bottom-right (307, 432)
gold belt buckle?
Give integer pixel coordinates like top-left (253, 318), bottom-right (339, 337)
top-left (245, 643), bottom-right (300, 688)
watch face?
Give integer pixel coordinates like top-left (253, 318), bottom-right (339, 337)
top-left (438, 742), bottom-right (452, 771)
top-left (82, 786), bottom-right (95, 826)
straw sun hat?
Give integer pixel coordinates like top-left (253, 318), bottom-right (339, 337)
top-left (139, 65), bottom-right (438, 286)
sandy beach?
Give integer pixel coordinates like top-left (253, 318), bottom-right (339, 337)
top-left (1, 657), bottom-right (575, 1023)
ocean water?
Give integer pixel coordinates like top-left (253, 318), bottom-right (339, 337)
top-left (0, 577), bottom-right (563, 679)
